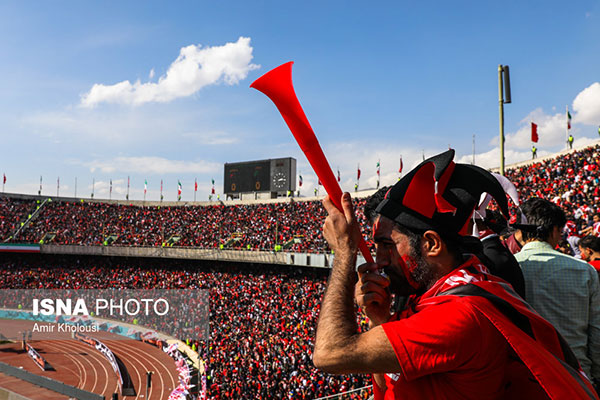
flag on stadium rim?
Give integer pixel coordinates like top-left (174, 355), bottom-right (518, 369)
top-left (399, 156), bottom-right (403, 173)
top-left (194, 178), bottom-right (198, 192)
top-left (337, 168), bottom-right (341, 182)
top-left (357, 163), bottom-right (361, 181)
top-left (567, 108), bottom-right (572, 130)
top-left (377, 159), bottom-right (380, 176)
top-left (144, 179), bottom-right (147, 194)
top-left (531, 122), bottom-right (539, 143)
top-left (211, 178), bottom-right (215, 185)
top-left (3, 173), bottom-right (5, 184)
top-left (298, 174), bottom-right (303, 187)
top-left (177, 180), bottom-right (182, 200)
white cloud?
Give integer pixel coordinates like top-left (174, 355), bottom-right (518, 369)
top-left (302, 140), bottom-right (436, 192)
top-left (499, 108), bottom-right (567, 150)
top-left (181, 130), bottom-right (239, 145)
top-left (81, 156), bottom-right (221, 174)
top-left (456, 147), bottom-right (545, 169)
top-left (463, 82), bottom-right (600, 169)
top-left (573, 82), bottom-right (600, 125)
top-left (81, 37), bottom-right (260, 107)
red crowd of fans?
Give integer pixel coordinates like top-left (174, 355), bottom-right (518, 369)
top-left (505, 144), bottom-right (600, 238)
top-left (2, 196), bottom-right (372, 253)
top-left (0, 254), bottom-right (371, 399)
top-left (2, 144), bottom-right (600, 255)
top-left (2, 144), bottom-right (600, 399)
top-left (0, 198), bottom-right (39, 239)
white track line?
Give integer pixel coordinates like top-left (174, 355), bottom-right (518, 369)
top-left (41, 341), bottom-right (82, 384)
top-left (108, 342), bottom-right (143, 399)
top-left (111, 340), bottom-right (176, 399)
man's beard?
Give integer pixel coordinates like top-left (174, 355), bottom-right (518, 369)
top-left (408, 253), bottom-right (436, 293)
top-left (385, 250), bottom-right (435, 296)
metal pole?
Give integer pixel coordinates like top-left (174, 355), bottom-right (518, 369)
top-left (566, 105), bottom-right (569, 149)
top-left (498, 65), bottom-right (505, 176)
top-left (472, 134), bottom-right (475, 165)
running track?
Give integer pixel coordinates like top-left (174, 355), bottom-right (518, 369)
top-left (0, 321), bottom-right (180, 399)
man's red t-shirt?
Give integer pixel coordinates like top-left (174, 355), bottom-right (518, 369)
top-left (589, 259), bottom-right (600, 273)
top-left (377, 299), bottom-right (510, 399)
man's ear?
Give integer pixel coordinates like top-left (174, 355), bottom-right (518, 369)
top-left (422, 230), bottom-right (443, 257)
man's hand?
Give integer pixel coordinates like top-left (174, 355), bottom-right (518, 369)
top-left (322, 192), bottom-right (360, 257)
top-left (355, 263), bottom-right (392, 327)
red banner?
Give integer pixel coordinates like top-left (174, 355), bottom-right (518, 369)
top-left (531, 122), bottom-right (538, 143)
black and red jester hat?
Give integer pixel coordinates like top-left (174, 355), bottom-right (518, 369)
top-left (375, 149), bottom-right (510, 250)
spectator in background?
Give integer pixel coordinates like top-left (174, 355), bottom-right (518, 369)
top-left (473, 209), bottom-right (526, 299)
top-left (515, 198), bottom-right (600, 387)
top-left (579, 235), bottom-right (600, 273)
top-left (557, 239), bottom-right (574, 256)
top-left (581, 213), bottom-right (600, 237)
top-left (504, 227), bottom-right (524, 254)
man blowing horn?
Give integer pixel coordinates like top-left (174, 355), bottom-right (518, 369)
top-left (313, 149), bottom-right (598, 399)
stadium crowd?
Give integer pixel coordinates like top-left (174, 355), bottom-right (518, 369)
top-left (4, 196), bottom-right (372, 253)
top-left (0, 197), bottom-right (39, 239)
top-left (505, 144), bottom-right (600, 237)
top-left (0, 254), bottom-right (371, 399)
top-left (2, 147), bottom-right (599, 256)
top-left (1, 144), bottom-right (600, 398)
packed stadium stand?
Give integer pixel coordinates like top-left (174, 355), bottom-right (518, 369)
top-left (0, 254), bottom-right (371, 399)
top-left (1, 142), bottom-right (600, 399)
top-left (1, 194), bottom-right (372, 254)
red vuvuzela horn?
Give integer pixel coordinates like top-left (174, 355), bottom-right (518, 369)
top-left (251, 61), bottom-right (374, 263)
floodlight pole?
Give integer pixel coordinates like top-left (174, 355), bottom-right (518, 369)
top-left (472, 134), bottom-right (475, 165)
top-left (498, 65), bottom-right (505, 176)
top-left (498, 64), bottom-right (511, 176)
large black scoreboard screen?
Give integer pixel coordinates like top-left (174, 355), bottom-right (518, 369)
top-left (224, 160), bottom-right (270, 194)
top-left (224, 157), bottom-right (296, 195)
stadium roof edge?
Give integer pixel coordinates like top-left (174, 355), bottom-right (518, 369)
top-left (0, 188), bottom-right (379, 207)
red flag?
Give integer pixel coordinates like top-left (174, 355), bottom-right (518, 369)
top-left (337, 169), bottom-right (340, 182)
top-left (211, 187), bottom-right (215, 194)
top-left (399, 157), bottom-right (403, 173)
top-left (195, 179), bottom-right (198, 192)
top-left (357, 165), bottom-right (361, 180)
top-left (531, 122), bottom-right (538, 143)
top-left (3, 174), bottom-right (5, 184)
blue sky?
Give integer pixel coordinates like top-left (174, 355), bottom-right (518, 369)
top-left (1, 1), bottom-right (600, 201)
